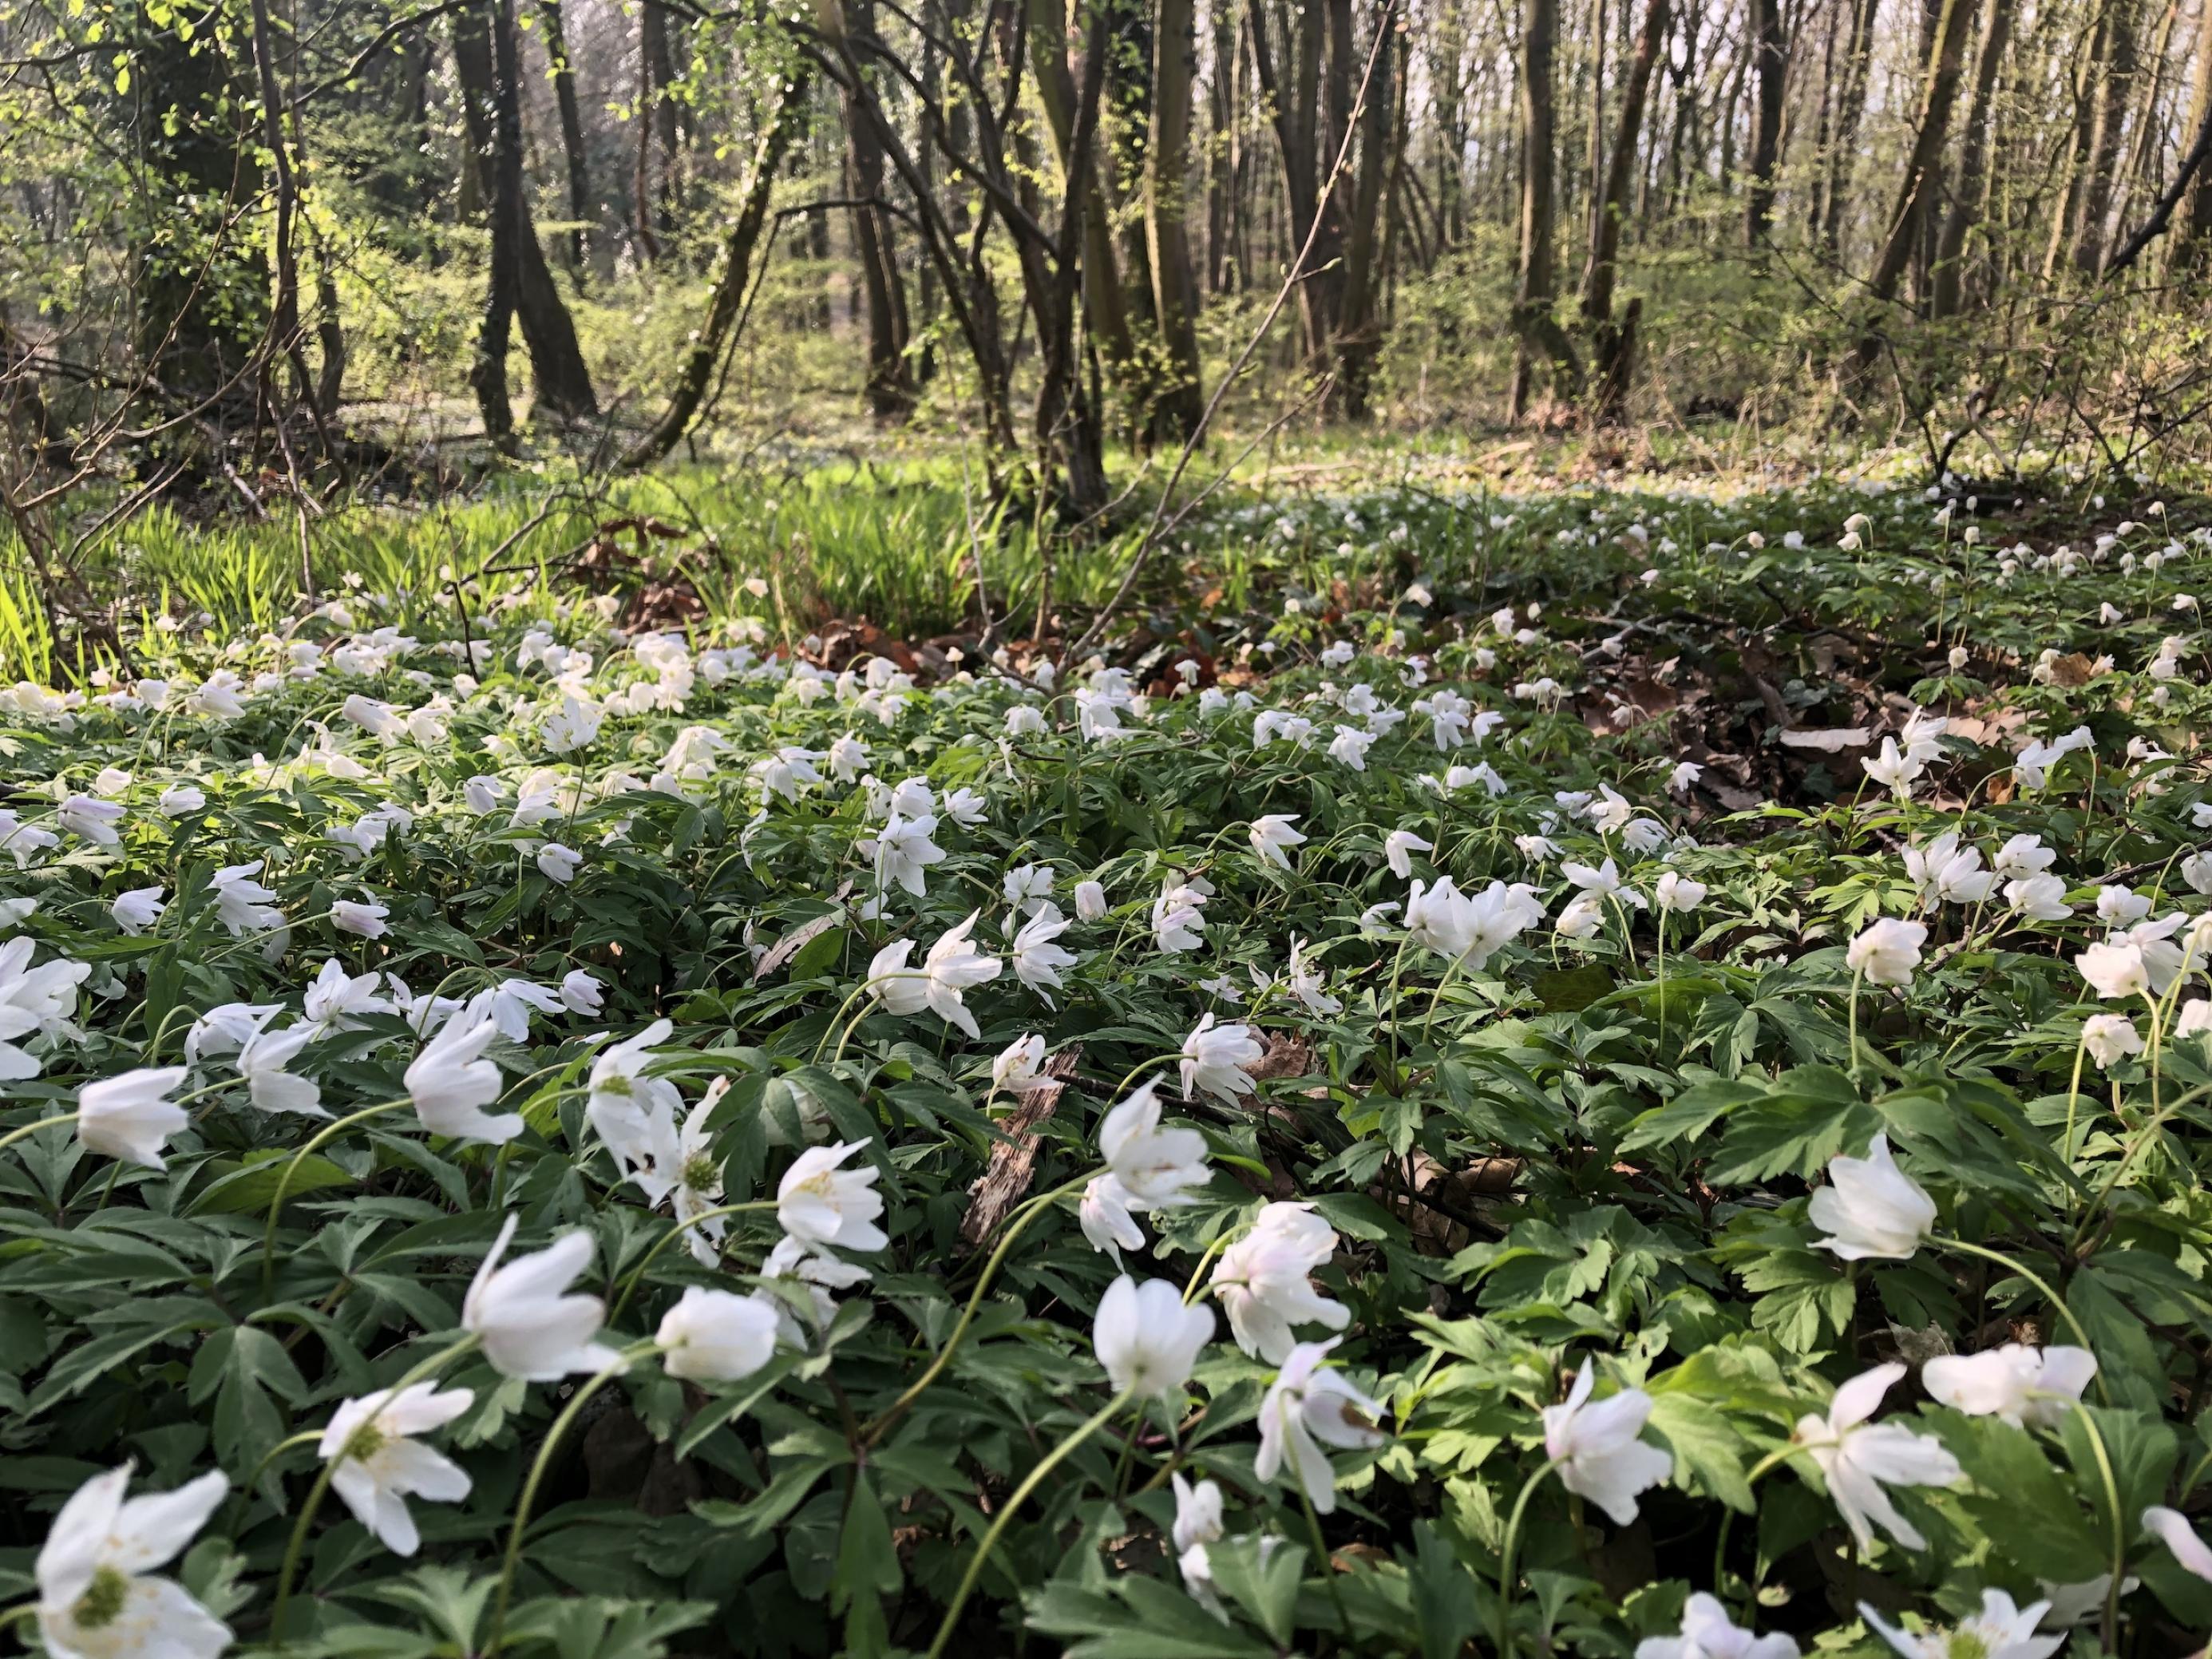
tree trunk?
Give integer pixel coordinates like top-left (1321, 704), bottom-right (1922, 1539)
top-left (1511, 0), bottom-right (1582, 418)
top-left (1929, 0), bottom-right (2007, 316)
top-left (453, 0), bottom-right (599, 423)
top-left (638, 1), bottom-right (681, 255)
top-left (2175, 0), bottom-right (2212, 268)
top-left (834, 0), bottom-right (914, 419)
top-left (1032, 0), bottom-right (1141, 413)
top-left (1332, 0), bottom-right (1394, 417)
top-left (2073, 0), bottom-right (2139, 273)
top-left (1817, 0), bottom-right (1874, 252)
top-left (1858, 0), bottom-right (1977, 355)
top-left (1580, 0), bottom-right (1667, 414)
top-left (623, 77), bottom-right (806, 467)
top-left (1743, 0), bottom-right (1786, 243)
top-left (536, 0), bottom-right (592, 278)
top-left (1146, 0), bottom-right (1207, 437)
top-left (129, 3), bottom-right (267, 410)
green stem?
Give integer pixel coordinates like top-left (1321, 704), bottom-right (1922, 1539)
top-left (603, 1199), bottom-right (779, 1325)
top-left (923, 1390), bottom-right (1131, 1659)
top-left (2060, 1022), bottom-right (2092, 1189)
top-left (487, 1343), bottom-right (654, 1655)
top-left (0, 1111), bottom-right (77, 1157)
top-left (1711, 1444), bottom-right (1795, 1606)
top-left (1494, 1458), bottom-right (1560, 1659)
top-left (263, 1099), bottom-right (411, 1298)
top-left (871, 1167), bottom-right (1097, 1442)
top-left (865, 1171), bottom-right (1094, 1444)
top-left (2044, 1388), bottom-right (2127, 1651)
top-left (1298, 1482), bottom-right (1352, 1635)
top-left (1942, 1238), bottom-right (2108, 1404)
top-left (1846, 964), bottom-right (1866, 1079)
top-left (271, 1335), bottom-right (479, 1635)
top-left (241, 1430), bottom-right (323, 1495)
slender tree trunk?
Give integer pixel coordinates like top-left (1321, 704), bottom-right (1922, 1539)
top-left (1929, 0), bottom-right (2007, 315)
top-left (1511, 0), bottom-right (1582, 417)
top-left (1581, 0), bottom-right (1668, 414)
top-left (453, 1), bottom-right (599, 423)
top-left (1146, 0), bottom-right (1207, 435)
top-left (639, 0), bottom-right (680, 252)
top-left (1332, 0), bottom-right (1394, 416)
top-left (623, 77), bottom-right (807, 467)
top-left (1858, 0), bottom-right (1977, 361)
top-left (1818, 0), bottom-right (1874, 252)
top-left (536, 0), bottom-right (592, 278)
top-left (1743, 0), bottom-right (1786, 242)
top-left (2173, 0), bottom-right (2212, 269)
top-left (834, 0), bottom-right (913, 418)
top-left (2073, 0), bottom-right (2139, 273)
top-left (466, 0), bottom-right (524, 445)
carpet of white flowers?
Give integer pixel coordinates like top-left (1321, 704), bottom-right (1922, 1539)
top-left (2, 479), bottom-right (2211, 1659)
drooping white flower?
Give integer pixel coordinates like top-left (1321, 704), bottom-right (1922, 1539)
top-left (406, 1017), bottom-right (522, 1143)
top-left (1654, 871), bottom-right (1706, 913)
top-left (1210, 1202), bottom-right (1349, 1362)
top-left (110, 886), bottom-right (166, 936)
top-left (1542, 1359), bottom-right (1672, 1525)
top-left (2142, 1505), bottom-right (2212, 1582)
top-left (319, 1384), bottom-right (474, 1555)
top-left (1847, 917), bottom-right (1926, 987)
top-left (1074, 880), bottom-right (1109, 921)
top-left (535, 843), bottom-right (582, 885)
top-left (1632, 1594), bottom-right (1799, 1659)
top-left (1808, 1134), bottom-right (1935, 1261)
top-left (1078, 1174), bottom-right (1146, 1263)
top-left (1383, 828), bottom-right (1432, 880)
top-left (656, 1285), bottom-right (780, 1383)
top-left (234, 1024), bottom-right (323, 1118)
top-left (777, 1141), bottom-right (888, 1253)
top-left (1253, 1337), bottom-right (1388, 1514)
top-left (34, 1465), bottom-right (231, 1659)
top-left (462, 1214), bottom-right (622, 1380)
top-left (1099, 1082), bottom-right (1209, 1210)
top-left (2076, 940), bottom-right (2150, 1000)
top-left (1922, 1344), bottom-right (2097, 1429)
top-left (588, 1019), bottom-right (684, 1199)
top-left (1248, 814), bottom-right (1307, 870)
top-left (2081, 1013), bottom-right (2142, 1069)
top-left (330, 899), bottom-right (390, 938)
top-left (1180, 1013), bottom-right (1262, 1104)
top-left (1792, 1362), bottom-right (1961, 1550)
top-left (1170, 1471), bottom-right (1225, 1596)
top-left (1859, 1589), bottom-right (2061, 1659)
top-left (77, 1067), bottom-right (189, 1168)
top-left (993, 1034), bottom-right (1046, 1092)
top-left (1011, 904), bottom-right (1077, 1002)
top-left (1093, 1274), bottom-right (1216, 1402)
top-left (559, 970), bottom-right (604, 1016)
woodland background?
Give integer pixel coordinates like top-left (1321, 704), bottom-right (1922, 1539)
top-left (6, 0), bottom-right (2212, 564)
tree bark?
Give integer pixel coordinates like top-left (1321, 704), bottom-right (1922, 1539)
top-left (2175, 0), bottom-right (2212, 267)
top-left (1511, 0), bottom-right (1581, 418)
top-left (453, 0), bottom-right (599, 424)
top-left (1743, 0), bottom-right (1786, 243)
top-left (2072, 0), bottom-right (2139, 274)
top-left (623, 77), bottom-right (806, 467)
top-left (1331, 0), bottom-right (1394, 417)
top-left (1816, 0), bottom-right (1874, 252)
top-left (1929, 0), bottom-right (2007, 315)
top-left (1146, 0), bottom-right (1207, 437)
top-left (536, 0), bottom-right (592, 278)
top-left (1858, 0), bottom-right (1977, 357)
top-left (833, 0), bottom-right (913, 419)
top-left (1579, 0), bottom-right (1666, 414)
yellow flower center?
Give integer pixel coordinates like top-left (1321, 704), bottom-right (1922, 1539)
top-left (73, 1566), bottom-right (131, 1630)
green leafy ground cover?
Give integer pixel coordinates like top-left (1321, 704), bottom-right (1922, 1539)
top-left (1, 477), bottom-right (2210, 1659)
